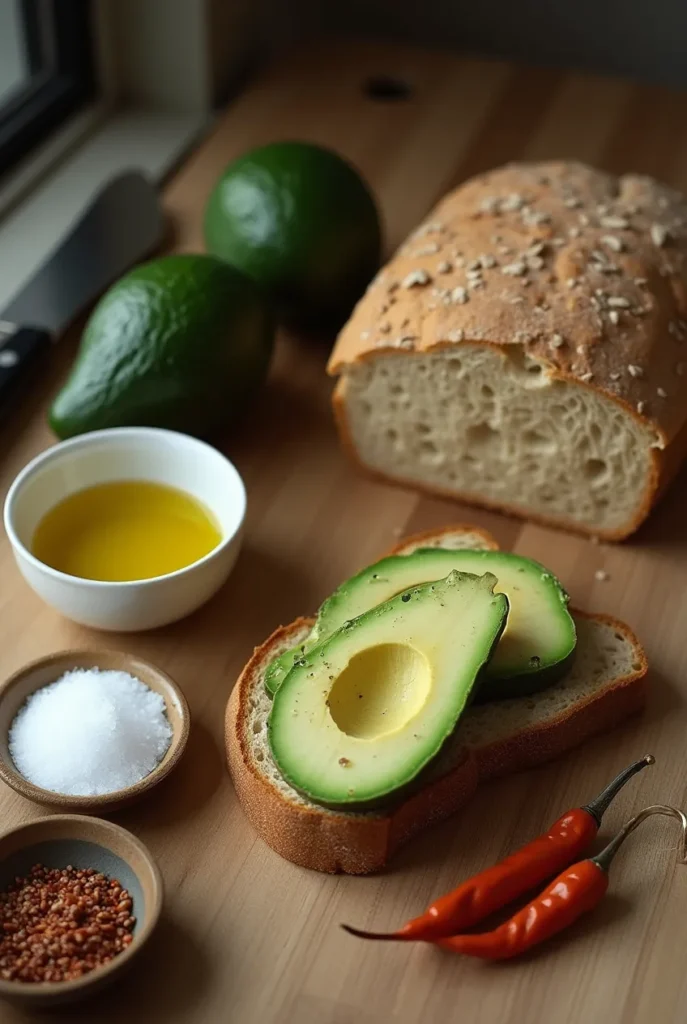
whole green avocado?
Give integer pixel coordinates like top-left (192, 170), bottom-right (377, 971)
top-left (49, 254), bottom-right (274, 440)
top-left (204, 141), bottom-right (382, 328)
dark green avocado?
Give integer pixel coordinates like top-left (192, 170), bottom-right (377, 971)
top-left (204, 141), bottom-right (382, 328)
top-left (50, 254), bottom-right (274, 439)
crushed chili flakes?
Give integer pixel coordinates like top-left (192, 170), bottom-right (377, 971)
top-left (0, 864), bottom-right (135, 983)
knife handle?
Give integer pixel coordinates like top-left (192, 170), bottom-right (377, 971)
top-left (0, 324), bottom-right (52, 418)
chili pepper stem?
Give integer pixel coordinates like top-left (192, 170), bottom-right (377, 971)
top-left (593, 803), bottom-right (687, 873)
top-left (582, 755), bottom-right (655, 826)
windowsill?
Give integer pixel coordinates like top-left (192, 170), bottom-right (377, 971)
top-left (0, 105), bottom-right (211, 310)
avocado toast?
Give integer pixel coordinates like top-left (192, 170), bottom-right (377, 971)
top-left (225, 525), bottom-right (647, 874)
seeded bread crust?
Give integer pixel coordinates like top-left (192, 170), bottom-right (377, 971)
top-left (225, 526), bottom-right (648, 874)
top-left (328, 161), bottom-right (687, 538)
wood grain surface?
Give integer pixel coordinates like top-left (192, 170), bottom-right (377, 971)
top-left (2, 40), bottom-right (687, 1024)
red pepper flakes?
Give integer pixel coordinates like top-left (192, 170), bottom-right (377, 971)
top-left (0, 864), bottom-right (136, 983)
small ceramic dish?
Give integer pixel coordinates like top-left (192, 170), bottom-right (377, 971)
top-left (0, 649), bottom-right (190, 811)
top-left (3, 426), bottom-right (246, 631)
top-left (0, 814), bottom-right (163, 1007)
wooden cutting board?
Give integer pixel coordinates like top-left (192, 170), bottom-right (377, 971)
top-left (3, 40), bottom-right (687, 1024)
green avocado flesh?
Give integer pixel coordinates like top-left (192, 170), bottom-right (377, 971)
top-left (264, 549), bottom-right (576, 701)
top-left (268, 571), bottom-right (508, 808)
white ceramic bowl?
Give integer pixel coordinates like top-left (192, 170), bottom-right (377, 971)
top-left (3, 427), bottom-right (246, 631)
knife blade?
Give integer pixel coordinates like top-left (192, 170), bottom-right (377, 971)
top-left (0, 170), bottom-right (165, 417)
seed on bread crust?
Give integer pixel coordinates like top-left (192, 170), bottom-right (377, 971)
top-left (402, 270), bottom-right (431, 288)
top-left (501, 261), bottom-right (527, 276)
top-left (600, 215), bottom-right (630, 229)
top-left (451, 287), bottom-right (468, 304)
top-left (651, 223), bottom-right (670, 247)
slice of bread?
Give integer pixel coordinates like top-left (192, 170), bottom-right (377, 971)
top-left (327, 161), bottom-right (687, 540)
top-left (388, 522), bottom-right (499, 555)
top-left (225, 526), bottom-right (648, 874)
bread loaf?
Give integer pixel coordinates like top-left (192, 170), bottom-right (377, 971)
top-left (328, 161), bottom-right (687, 539)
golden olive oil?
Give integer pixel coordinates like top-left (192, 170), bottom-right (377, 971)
top-left (32, 481), bottom-right (222, 582)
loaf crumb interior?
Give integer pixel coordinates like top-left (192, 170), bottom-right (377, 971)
top-left (341, 344), bottom-right (658, 533)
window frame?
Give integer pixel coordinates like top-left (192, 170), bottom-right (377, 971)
top-left (0, 0), bottom-right (95, 177)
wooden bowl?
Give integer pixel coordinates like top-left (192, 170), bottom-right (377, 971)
top-left (0, 814), bottom-right (163, 1007)
top-left (0, 650), bottom-right (190, 811)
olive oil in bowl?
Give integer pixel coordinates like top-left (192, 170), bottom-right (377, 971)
top-left (32, 481), bottom-right (222, 582)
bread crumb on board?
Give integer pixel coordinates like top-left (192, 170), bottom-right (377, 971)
top-left (594, 569), bottom-right (610, 582)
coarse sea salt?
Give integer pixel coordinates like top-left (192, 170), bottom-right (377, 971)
top-left (9, 668), bottom-right (173, 796)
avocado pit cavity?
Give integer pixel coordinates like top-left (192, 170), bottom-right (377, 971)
top-left (327, 643), bottom-right (431, 740)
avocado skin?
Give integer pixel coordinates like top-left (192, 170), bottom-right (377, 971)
top-left (49, 254), bottom-right (275, 440)
top-left (473, 647), bottom-right (577, 704)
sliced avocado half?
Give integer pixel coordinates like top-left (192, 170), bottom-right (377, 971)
top-left (265, 549), bottom-right (575, 702)
top-left (268, 571), bottom-right (508, 808)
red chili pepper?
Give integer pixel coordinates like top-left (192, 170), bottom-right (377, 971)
top-left (437, 859), bottom-right (607, 959)
top-left (437, 804), bottom-right (687, 960)
top-left (343, 756), bottom-right (653, 943)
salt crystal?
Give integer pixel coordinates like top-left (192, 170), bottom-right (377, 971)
top-left (9, 669), bottom-right (173, 796)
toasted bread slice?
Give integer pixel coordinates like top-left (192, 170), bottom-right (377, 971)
top-left (225, 526), bottom-right (648, 874)
top-left (388, 522), bottom-right (499, 555)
